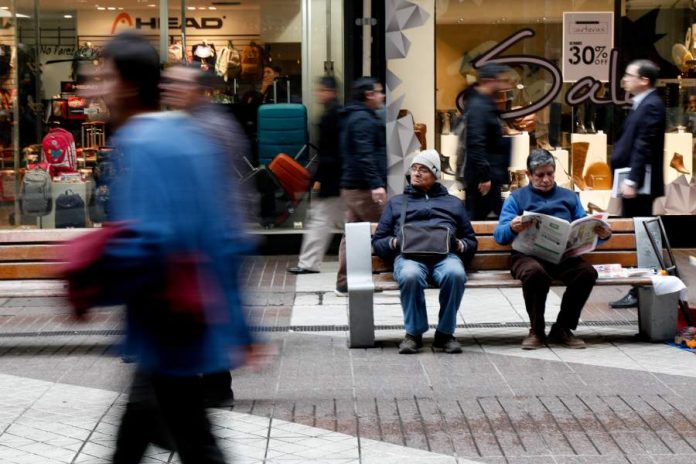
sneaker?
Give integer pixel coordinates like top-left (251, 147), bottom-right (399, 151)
top-left (287, 267), bottom-right (320, 275)
top-left (548, 325), bottom-right (586, 349)
top-left (521, 329), bottom-right (545, 350)
top-left (609, 290), bottom-right (638, 309)
top-left (398, 334), bottom-right (423, 354)
top-left (432, 330), bottom-right (463, 353)
top-left (334, 287), bottom-right (348, 297)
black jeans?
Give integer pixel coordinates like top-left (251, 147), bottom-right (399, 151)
top-left (511, 254), bottom-right (598, 337)
top-left (465, 183), bottom-right (503, 220)
top-left (622, 194), bottom-right (653, 217)
top-left (113, 371), bottom-right (226, 464)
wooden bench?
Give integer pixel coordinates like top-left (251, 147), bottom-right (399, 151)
top-left (0, 229), bottom-right (88, 296)
top-left (345, 218), bottom-right (671, 348)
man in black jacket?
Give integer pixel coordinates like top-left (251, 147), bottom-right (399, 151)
top-left (288, 76), bottom-right (344, 274)
top-left (335, 77), bottom-right (386, 294)
top-left (460, 64), bottom-right (512, 220)
top-left (610, 59), bottom-right (666, 309)
top-left (373, 150), bottom-right (477, 354)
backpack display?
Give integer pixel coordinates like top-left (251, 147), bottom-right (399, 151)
top-left (88, 184), bottom-right (109, 224)
top-left (20, 164), bottom-right (52, 217)
top-left (42, 128), bottom-right (77, 177)
top-left (240, 42), bottom-right (263, 82)
top-left (55, 190), bottom-right (85, 228)
top-left (0, 45), bottom-right (11, 79)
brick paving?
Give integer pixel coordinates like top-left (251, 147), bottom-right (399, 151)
top-left (0, 254), bottom-right (695, 462)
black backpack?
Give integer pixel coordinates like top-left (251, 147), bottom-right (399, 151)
top-left (55, 190), bottom-right (85, 228)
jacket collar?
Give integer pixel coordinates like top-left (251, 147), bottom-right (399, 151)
top-left (404, 183), bottom-right (448, 197)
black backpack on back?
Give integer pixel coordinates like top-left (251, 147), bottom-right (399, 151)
top-left (55, 190), bottom-right (85, 228)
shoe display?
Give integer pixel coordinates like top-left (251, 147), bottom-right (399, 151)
top-left (586, 202), bottom-right (606, 214)
top-left (521, 329), bottom-right (545, 350)
top-left (670, 152), bottom-right (690, 174)
top-left (583, 162), bottom-right (612, 190)
top-left (548, 325), bottom-right (586, 349)
top-left (439, 111), bottom-right (451, 135)
top-left (571, 142), bottom-right (590, 190)
top-left (287, 267), bottom-right (320, 275)
top-left (398, 333), bottom-right (424, 354)
top-left (432, 330), bottom-right (463, 353)
top-left (414, 123), bottom-right (427, 150)
top-left (609, 290), bottom-right (638, 308)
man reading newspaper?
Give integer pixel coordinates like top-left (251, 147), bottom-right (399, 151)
top-left (494, 150), bottom-right (612, 350)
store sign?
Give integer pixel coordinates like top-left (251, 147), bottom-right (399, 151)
top-left (562, 12), bottom-right (614, 83)
top-left (78, 9), bottom-right (259, 37)
top-left (472, 28), bottom-right (631, 121)
top-left (111, 11), bottom-right (223, 34)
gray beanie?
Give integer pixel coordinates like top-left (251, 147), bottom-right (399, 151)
top-left (410, 149), bottom-right (441, 178)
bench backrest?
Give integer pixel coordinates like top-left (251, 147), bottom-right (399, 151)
top-left (372, 218), bottom-right (637, 273)
top-left (0, 229), bottom-right (88, 279)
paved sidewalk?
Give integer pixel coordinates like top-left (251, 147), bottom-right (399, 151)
top-left (0, 255), bottom-right (696, 463)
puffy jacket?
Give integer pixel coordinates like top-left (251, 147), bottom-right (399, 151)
top-left (464, 90), bottom-right (511, 186)
top-left (339, 102), bottom-right (386, 190)
top-left (372, 183), bottom-right (477, 264)
top-left (315, 98), bottom-right (342, 197)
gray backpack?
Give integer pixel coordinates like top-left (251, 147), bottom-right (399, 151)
top-left (21, 167), bottom-right (52, 216)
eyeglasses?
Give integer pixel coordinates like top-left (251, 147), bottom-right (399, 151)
top-left (623, 72), bottom-right (645, 79)
top-left (410, 166), bottom-right (432, 175)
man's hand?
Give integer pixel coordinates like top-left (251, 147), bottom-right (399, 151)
top-left (478, 181), bottom-right (491, 196)
top-left (510, 215), bottom-right (532, 233)
top-left (372, 187), bottom-right (387, 206)
top-left (621, 183), bottom-right (637, 199)
top-left (595, 224), bottom-right (612, 240)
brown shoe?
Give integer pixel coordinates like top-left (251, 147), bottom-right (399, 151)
top-left (670, 152), bottom-right (690, 174)
top-left (548, 325), bottom-right (586, 349)
top-left (521, 329), bottom-right (545, 350)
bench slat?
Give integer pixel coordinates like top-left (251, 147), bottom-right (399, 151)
top-left (0, 245), bottom-right (65, 262)
top-left (0, 263), bottom-right (63, 279)
top-left (474, 234), bottom-right (636, 252)
top-left (0, 229), bottom-right (90, 244)
top-left (471, 218), bottom-right (635, 234)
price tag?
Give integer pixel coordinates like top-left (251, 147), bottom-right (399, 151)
top-left (562, 12), bottom-right (613, 83)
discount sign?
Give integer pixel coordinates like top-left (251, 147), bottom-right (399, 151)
top-left (562, 12), bottom-right (613, 83)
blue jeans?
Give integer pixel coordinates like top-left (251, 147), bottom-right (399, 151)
top-left (393, 253), bottom-right (467, 336)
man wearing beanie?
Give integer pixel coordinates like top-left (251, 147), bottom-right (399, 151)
top-left (372, 149), bottom-right (478, 354)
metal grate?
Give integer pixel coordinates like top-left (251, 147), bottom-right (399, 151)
top-left (0, 320), bottom-right (637, 337)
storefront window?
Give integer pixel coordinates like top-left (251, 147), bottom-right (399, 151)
top-left (426, 0), bottom-right (696, 216)
top-left (1, 0), bottom-right (322, 230)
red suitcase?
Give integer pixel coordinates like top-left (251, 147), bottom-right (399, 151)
top-left (268, 153), bottom-right (311, 203)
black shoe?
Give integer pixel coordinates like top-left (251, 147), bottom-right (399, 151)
top-left (398, 334), bottom-right (423, 354)
top-left (287, 267), bottom-right (320, 275)
top-left (432, 330), bottom-right (463, 353)
top-left (610, 289), bottom-right (638, 309)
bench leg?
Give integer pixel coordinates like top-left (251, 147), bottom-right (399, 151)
top-left (637, 286), bottom-right (679, 342)
top-left (348, 286), bottom-right (375, 348)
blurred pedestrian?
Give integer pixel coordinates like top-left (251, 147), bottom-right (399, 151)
top-left (288, 76), bottom-right (344, 274)
top-left (82, 32), bottom-right (257, 464)
top-left (335, 77), bottom-right (386, 295)
top-left (458, 64), bottom-right (512, 220)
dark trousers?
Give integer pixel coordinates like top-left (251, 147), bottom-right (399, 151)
top-left (465, 183), bottom-right (503, 220)
top-left (621, 194), bottom-right (653, 218)
top-left (511, 255), bottom-right (598, 337)
top-left (113, 371), bottom-right (226, 464)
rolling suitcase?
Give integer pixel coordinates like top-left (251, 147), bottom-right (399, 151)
top-left (257, 103), bottom-right (308, 166)
top-left (268, 153), bottom-right (311, 203)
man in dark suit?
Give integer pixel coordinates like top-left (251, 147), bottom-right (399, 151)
top-left (610, 59), bottom-right (666, 309)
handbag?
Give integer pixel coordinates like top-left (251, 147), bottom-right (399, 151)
top-left (399, 196), bottom-right (450, 262)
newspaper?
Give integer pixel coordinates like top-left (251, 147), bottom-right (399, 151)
top-left (511, 211), bottom-right (610, 264)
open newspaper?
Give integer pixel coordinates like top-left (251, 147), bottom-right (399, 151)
top-left (511, 211), bottom-right (609, 264)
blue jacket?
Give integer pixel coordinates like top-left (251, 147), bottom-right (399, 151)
top-left (494, 183), bottom-right (586, 245)
top-left (339, 102), bottom-right (386, 190)
top-left (104, 112), bottom-right (254, 376)
top-left (373, 183), bottom-right (477, 264)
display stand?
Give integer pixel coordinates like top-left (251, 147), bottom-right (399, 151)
top-left (663, 131), bottom-right (693, 184)
top-left (507, 132), bottom-right (530, 170)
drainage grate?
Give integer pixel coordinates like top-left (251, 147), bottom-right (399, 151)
top-left (0, 320), bottom-right (636, 337)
